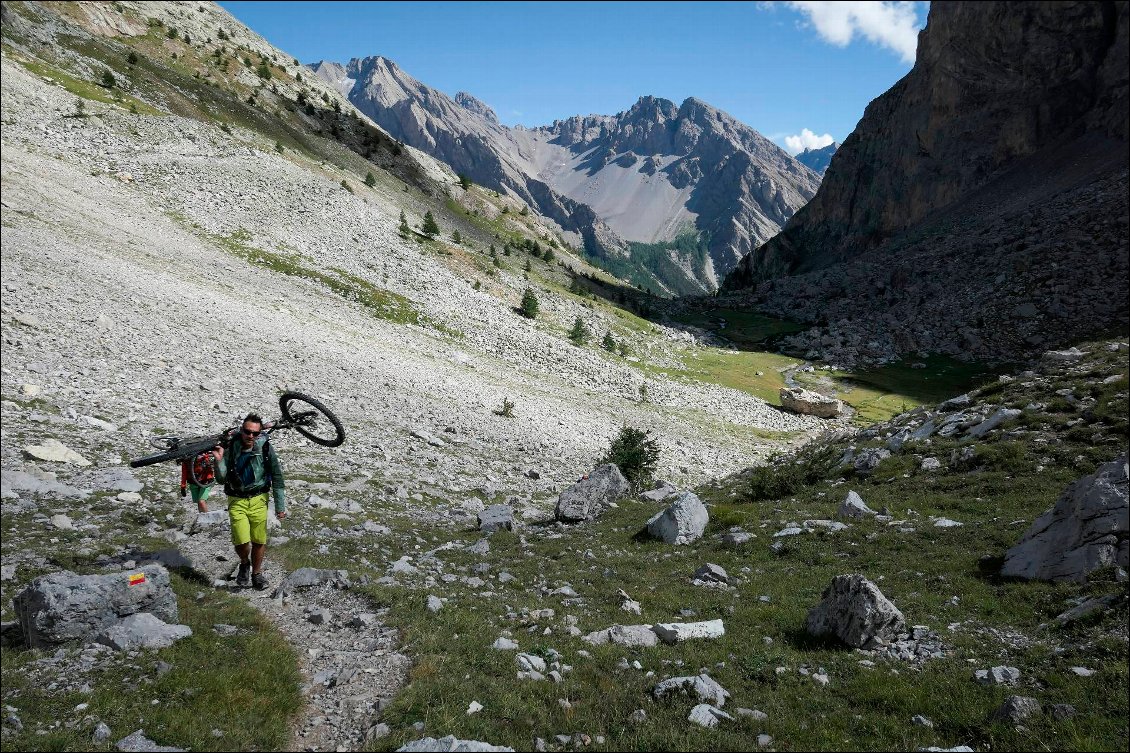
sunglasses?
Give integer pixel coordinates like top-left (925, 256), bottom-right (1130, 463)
top-left (241, 428), bottom-right (262, 437)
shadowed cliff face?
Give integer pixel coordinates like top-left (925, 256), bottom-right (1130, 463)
top-left (726, 0), bottom-right (1129, 288)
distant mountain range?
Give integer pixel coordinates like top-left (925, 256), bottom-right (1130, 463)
top-left (794, 142), bottom-right (838, 175)
top-left (310, 57), bottom-right (820, 294)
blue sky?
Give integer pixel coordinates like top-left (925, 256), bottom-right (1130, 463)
top-left (220, 1), bottom-right (928, 153)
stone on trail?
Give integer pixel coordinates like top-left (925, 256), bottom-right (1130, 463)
top-left (805, 574), bottom-right (905, 649)
top-left (477, 504), bottom-right (514, 532)
top-left (1001, 455), bottom-right (1128, 582)
top-left (114, 729), bottom-right (186, 752)
top-left (189, 510), bottom-right (228, 532)
top-left (554, 464), bottom-right (629, 522)
top-left (96, 612), bottom-right (192, 651)
top-left (837, 490), bottom-right (875, 519)
top-left (652, 619), bottom-right (725, 644)
top-left (646, 491), bottom-right (708, 545)
top-left (396, 735), bottom-right (515, 752)
top-left (13, 564), bottom-right (178, 648)
top-left (271, 567), bottom-right (350, 599)
top-left (779, 386), bottom-right (844, 418)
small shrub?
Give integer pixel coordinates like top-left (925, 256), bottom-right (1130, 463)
top-left (741, 445), bottom-right (841, 502)
top-left (364, 171), bottom-right (376, 187)
top-left (399, 210), bottom-right (411, 236)
top-left (520, 205), bottom-right (529, 216)
top-left (494, 398), bottom-right (515, 417)
top-left (127, 51), bottom-right (139, 65)
top-left (341, 180), bottom-right (353, 193)
top-left (421, 211), bottom-right (440, 239)
top-left (452, 230), bottom-right (462, 244)
top-left (167, 27), bottom-right (178, 39)
top-left (274, 141), bottom-right (284, 153)
top-left (458, 174), bottom-right (472, 190)
top-left (542, 247), bottom-right (555, 263)
top-left (602, 331), bottom-right (617, 352)
top-left (598, 426), bottom-right (660, 490)
top-left (257, 62), bottom-right (271, 79)
top-left (100, 68), bottom-right (116, 88)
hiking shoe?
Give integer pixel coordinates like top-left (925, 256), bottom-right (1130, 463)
top-left (236, 562), bottom-right (251, 587)
top-left (252, 572), bottom-right (269, 591)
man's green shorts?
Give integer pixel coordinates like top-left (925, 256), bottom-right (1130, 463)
top-left (229, 492), bottom-right (270, 546)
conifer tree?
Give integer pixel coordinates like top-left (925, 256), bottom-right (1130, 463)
top-left (399, 210), bottom-right (411, 236)
top-left (569, 317), bottom-right (590, 345)
top-left (365, 171), bottom-right (376, 187)
top-left (421, 211), bottom-right (440, 238)
top-left (519, 287), bottom-right (539, 319)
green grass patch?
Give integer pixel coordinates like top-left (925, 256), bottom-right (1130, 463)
top-left (675, 348), bottom-right (800, 403)
top-left (670, 309), bottom-right (807, 349)
top-left (214, 229), bottom-right (426, 327)
top-left (0, 572), bottom-right (302, 751)
top-left (11, 52), bottom-right (163, 116)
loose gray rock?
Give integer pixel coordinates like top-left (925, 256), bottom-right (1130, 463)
top-left (640, 482), bottom-right (679, 502)
top-left (853, 448), bottom-right (891, 474)
top-left (806, 574), bottom-right (905, 648)
top-left (97, 613), bottom-right (192, 651)
top-left (652, 619), bottom-right (725, 644)
top-left (692, 563), bottom-right (729, 584)
top-left (967, 407), bottom-right (1022, 438)
top-left (492, 637), bottom-right (519, 650)
top-left (426, 595), bottom-right (444, 613)
top-left (271, 567), bottom-right (350, 598)
top-left (837, 490), bottom-right (875, 519)
top-left (477, 504), bottom-right (514, 532)
top-left (687, 703), bottom-right (733, 728)
top-left (652, 674), bottom-right (730, 706)
top-left (396, 735), bottom-right (514, 752)
top-left (991, 695), bottom-right (1041, 724)
top-left (646, 491), bottom-right (708, 545)
top-left (554, 464), bottom-right (629, 522)
top-left (13, 565), bottom-right (178, 648)
top-left (93, 722), bottom-right (112, 743)
top-left (1001, 455), bottom-right (1128, 582)
top-left (582, 624), bottom-right (659, 647)
top-left (114, 729), bottom-right (186, 752)
top-left (975, 666), bottom-right (1021, 685)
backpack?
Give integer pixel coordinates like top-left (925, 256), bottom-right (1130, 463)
top-left (189, 451), bottom-right (217, 486)
top-left (223, 436), bottom-right (274, 497)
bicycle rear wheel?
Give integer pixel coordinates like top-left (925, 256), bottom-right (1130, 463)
top-left (278, 391), bottom-right (345, 447)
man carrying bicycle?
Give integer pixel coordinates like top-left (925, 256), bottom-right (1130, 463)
top-left (212, 412), bottom-right (287, 590)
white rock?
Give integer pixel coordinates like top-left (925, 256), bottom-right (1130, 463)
top-left (651, 619), bottom-right (725, 644)
top-left (23, 439), bottom-right (92, 466)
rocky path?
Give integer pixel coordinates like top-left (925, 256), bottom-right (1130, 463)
top-left (176, 517), bottom-right (409, 751)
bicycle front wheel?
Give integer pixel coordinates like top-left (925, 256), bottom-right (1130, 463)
top-left (278, 391), bottom-right (345, 447)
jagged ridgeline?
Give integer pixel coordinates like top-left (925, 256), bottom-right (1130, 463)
top-left (310, 57), bottom-right (821, 295)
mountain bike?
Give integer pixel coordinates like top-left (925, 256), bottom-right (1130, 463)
top-left (129, 391), bottom-right (345, 482)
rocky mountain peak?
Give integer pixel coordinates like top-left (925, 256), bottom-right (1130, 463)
top-left (454, 91), bottom-right (498, 124)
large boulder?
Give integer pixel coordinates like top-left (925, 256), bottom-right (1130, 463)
top-left (554, 464), bottom-right (629, 522)
top-left (806, 574), bottom-right (905, 648)
top-left (13, 565), bottom-right (178, 648)
top-left (477, 505), bottom-right (514, 533)
top-left (1001, 456), bottom-right (1128, 582)
top-left (780, 387), bottom-right (844, 418)
top-left (646, 491), bottom-right (709, 545)
top-left (396, 735), bottom-right (514, 752)
top-left (836, 490), bottom-right (876, 519)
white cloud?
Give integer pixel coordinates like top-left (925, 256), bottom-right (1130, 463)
top-left (784, 128), bottom-right (836, 155)
top-left (785, 1), bottom-right (924, 64)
